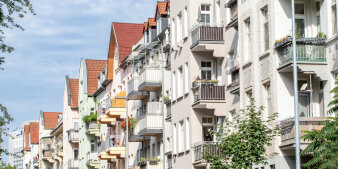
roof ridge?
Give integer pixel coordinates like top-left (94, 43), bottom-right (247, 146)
top-left (113, 22), bottom-right (143, 25)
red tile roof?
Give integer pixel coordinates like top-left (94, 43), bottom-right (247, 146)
top-left (85, 59), bottom-right (107, 95)
top-left (29, 122), bottom-right (39, 144)
top-left (113, 22), bottom-right (144, 63)
top-left (24, 125), bottom-right (30, 149)
top-left (155, 1), bottom-right (169, 19)
top-left (43, 112), bottom-right (62, 129)
top-left (69, 78), bottom-right (79, 108)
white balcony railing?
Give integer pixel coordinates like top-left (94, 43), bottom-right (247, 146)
top-left (86, 152), bottom-right (98, 162)
top-left (128, 77), bottom-right (140, 95)
top-left (68, 159), bottom-right (79, 169)
top-left (138, 114), bottom-right (163, 133)
top-left (139, 68), bottom-right (163, 87)
top-left (67, 129), bottom-right (79, 142)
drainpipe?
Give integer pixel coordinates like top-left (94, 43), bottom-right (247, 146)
top-left (161, 44), bottom-right (166, 169)
top-left (126, 98), bottom-right (129, 169)
top-left (309, 73), bottom-right (313, 117)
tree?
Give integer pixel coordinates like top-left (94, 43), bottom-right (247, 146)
top-left (0, 104), bottom-right (13, 157)
top-left (0, 162), bottom-right (16, 169)
top-left (301, 80), bottom-right (338, 169)
top-left (0, 0), bottom-right (35, 69)
top-left (204, 99), bottom-right (278, 169)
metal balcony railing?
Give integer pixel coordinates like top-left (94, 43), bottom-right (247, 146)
top-left (68, 159), bottom-right (79, 169)
top-left (193, 141), bottom-right (223, 162)
top-left (107, 135), bottom-right (124, 147)
top-left (191, 23), bottom-right (224, 49)
top-left (139, 68), bottom-right (163, 89)
top-left (192, 82), bottom-right (225, 102)
top-left (86, 152), bottom-right (98, 162)
top-left (98, 140), bottom-right (108, 153)
top-left (67, 129), bottom-right (79, 142)
top-left (137, 102), bottom-right (161, 117)
top-left (128, 77), bottom-right (140, 95)
top-left (275, 37), bottom-right (326, 67)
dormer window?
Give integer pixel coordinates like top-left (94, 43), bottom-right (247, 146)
top-left (157, 18), bottom-right (162, 35)
top-left (144, 31), bottom-right (148, 43)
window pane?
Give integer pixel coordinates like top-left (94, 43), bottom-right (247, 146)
top-left (264, 22), bottom-right (269, 50)
top-left (295, 19), bottom-right (305, 38)
top-left (206, 62), bottom-right (211, 67)
top-left (316, 1), bottom-right (320, 12)
top-left (206, 15), bottom-right (210, 23)
top-left (202, 71), bottom-right (207, 80)
top-left (207, 71), bottom-right (211, 80)
top-left (201, 61), bottom-right (206, 67)
top-left (201, 5), bottom-right (205, 11)
top-left (295, 4), bottom-right (305, 14)
top-left (202, 117), bottom-right (207, 123)
top-left (206, 5), bottom-right (210, 11)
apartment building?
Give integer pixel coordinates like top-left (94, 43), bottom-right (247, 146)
top-left (96, 22), bottom-right (143, 169)
top-left (63, 76), bottom-right (80, 169)
top-left (39, 112), bottom-right (63, 169)
top-left (234, 0), bottom-right (337, 168)
top-left (22, 121), bottom-right (39, 169)
top-left (8, 129), bottom-right (24, 169)
top-left (78, 59), bottom-right (107, 169)
top-left (50, 115), bottom-right (63, 169)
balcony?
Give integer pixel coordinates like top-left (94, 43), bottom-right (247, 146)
top-left (86, 152), bottom-right (100, 168)
top-left (279, 117), bottom-right (327, 150)
top-left (67, 129), bottom-right (79, 142)
top-left (127, 77), bottom-right (149, 100)
top-left (137, 102), bottom-right (163, 136)
top-left (229, 67), bottom-right (240, 95)
top-left (97, 103), bottom-right (117, 125)
top-left (136, 160), bottom-right (163, 169)
top-left (106, 135), bottom-right (126, 158)
top-left (192, 81), bottom-right (226, 110)
top-left (106, 92), bottom-right (127, 119)
top-left (275, 37), bottom-right (326, 73)
top-left (33, 158), bottom-right (39, 167)
top-left (86, 122), bottom-right (100, 137)
top-left (192, 142), bottom-right (223, 167)
top-left (225, 0), bottom-right (238, 28)
top-left (68, 159), bottom-right (79, 169)
top-left (42, 150), bottom-right (54, 163)
top-left (128, 123), bottom-right (149, 142)
top-left (138, 68), bottom-right (163, 92)
top-left (190, 24), bottom-right (224, 56)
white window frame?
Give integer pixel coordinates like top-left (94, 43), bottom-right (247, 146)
top-left (201, 4), bottom-right (211, 24)
top-left (184, 7), bottom-right (188, 37)
top-left (172, 71), bottom-right (176, 99)
top-left (201, 61), bottom-right (213, 80)
top-left (173, 124), bottom-right (177, 154)
top-left (171, 19), bottom-right (176, 46)
top-left (177, 67), bottom-right (183, 98)
top-left (185, 118), bottom-right (190, 150)
top-left (178, 121), bottom-right (184, 152)
top-left (184, 63), bottom-right (189, 94)
top-left (261, 6), bottom-right (269, 52)
top-left (177, 13), bottom-right (183, 42)
top-left (295, 2), bottom-right (306, 37)
top-left (244, 19), bottom-right (251, 63)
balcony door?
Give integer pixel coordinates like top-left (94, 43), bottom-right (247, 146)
top-left (298, 92), bottom-right (310, 117)
top-left (202, 117), bottom-right (214, 141)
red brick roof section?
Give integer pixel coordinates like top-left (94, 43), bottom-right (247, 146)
top-left (29, 122), bottom-right (39, 144)
top-left (113, 22), bottom-right (143, 63)
top-left (85, 59), bottom-right (107, 95)
top-left (69, 78), bottom-right (79, 108)
top-left (43, 112), bottom-right (63, 129)
top-left (155, 1), bottom-right (169, 19)
top-left (23, 125), bottom-right (30, 150)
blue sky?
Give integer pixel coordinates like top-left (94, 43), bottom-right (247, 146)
top-left (0, 0), bottom-right (157, 153)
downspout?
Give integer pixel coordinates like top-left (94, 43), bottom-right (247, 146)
top-left (161, 43), bottom-right (166, 169)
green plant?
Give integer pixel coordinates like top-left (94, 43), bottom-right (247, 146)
top-left (121, 117), bottom-right (138, 132)
top-left (82, 112), bottom-right (97, 123)
top-left (317, 31), bottom-right (327, 39)
top-left (204, 99), bottom-right (278, 169)
top-left (300, 79), bottom-right (338, 168)
top-left (148, 158), bottom-right (160, 162)
top-left (162, 95), bottom-right (169, 102)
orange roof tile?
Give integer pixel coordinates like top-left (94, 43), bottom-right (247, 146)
top-left (43, 112), bottom-right (63, 129)
top-left (29, 122), bottom-right (39, 144)
top-left (24, 125), bottom-right (29, 149)
top-left (113, 22), bottom-right (144, 63)
top-left (155, 1), bottom-right (169, 19)
top-left (85, 59), bottom-right (107, 95)
top-left (148, 18), bottom-right (156, 27)
top-left (69, 78), bottom-right (79, 108)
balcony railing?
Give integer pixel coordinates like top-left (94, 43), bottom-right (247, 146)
top-left (67, 129), bottom-right (79, 142)
top-left (127, 77), bottom-right (149, 100)
top-left (98, 140), bottom-right (108, 153)
top-left (86, 152), bottom-right (99, 162)
top-left (43, 150), bottom-right (53, 158)
top-left (191, 23), bottom-right (224, 49)
top-left (137, 102), bottom-right (161, 117)
top-left (139, 68), bottom-right (163, 91)
top-left (138, 103), bottom-right (163, 136)
top-left (107, 135), bottom-right (124, 147)
top-left (275, 37), bottom-right (326, 67)
top-left (193, 142), bottom-right (223, 163)
top-left (68, 159), bottom-right (79, 169)
top-left (279, 117), bottom-right (327, 148)
top-left (192, 82), bottom-right (225, 103)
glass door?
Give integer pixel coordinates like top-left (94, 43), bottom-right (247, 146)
top-left (298, 92), bottom-right (310, 117)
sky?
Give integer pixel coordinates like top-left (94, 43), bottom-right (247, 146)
top-left (0, 0), bottom-right (157, 156)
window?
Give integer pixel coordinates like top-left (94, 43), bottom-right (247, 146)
top-left (202, 117), bottom-right (214, 141)
top-left (173, 124), bottom-right (177, 153)
top-left (177, 67), bottom-right (183, 97)
top-left (157, 141), bottom-right (161, 157)
top-left (201, 61), bottom-right (212, 80)
top-left (244, 19), bottom-right (251, 62)
top-left (265, 84), bottom-right (272, 118)
top-left (201, 4), bottom-right (211, 23)
top-left (173, 72), bottom-right (176, 99)
top-left (90, 140), bottom-right (95, 152)
top-left (144, 31), bottom-right (148, 44)
top-left (184, 63), bottom-right (189, 94)
top-left (157, 18), bottom-right (162, 35)
top-left (74, 122), bottom-right (78, 131)
top-left (185, 118), bottom-right (190, 150)
top-left (332, 3), bottom-right (337, 35)
top-left (152, 143), bottom-right (156, 158)
top-left (171, 19), bottom-right (176, 46)
top-left (184, 7), bottom-right (188, 37)
top-left (216, 1), bottom-right (221, 23)
top-left (295, 3), bottom-right (305, 37)
top-left (270, 165), bottom-right (275, 169)
top-left (261, 7), bottom-right (269, 51)
top-left (73, 149), bottom-right (78, 160)
top-left (316, 1), bottom-right (321, 32)
top-left (177, 13), bottom-right (183, 42)
top-left (178, 121), bottom-right (184, 152)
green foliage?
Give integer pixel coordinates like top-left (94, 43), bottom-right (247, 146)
top-left (0, 104), bottom-right (14, 157)
top-left (300, 79), bottom-right (338, 169)
top-left (82, 112), bottom-right (97, 123)
top-left (317, 32), bottom-right (327, 39)
top-left (148, 158), bottom-right (160, 162)
top-left (0, 162), bottom-right (16, 169)
top-left (0, 0), bottom-right (35, 68)
top-left (204, 99), bottom-right (278, 169)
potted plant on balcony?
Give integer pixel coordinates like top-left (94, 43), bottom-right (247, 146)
top-left (148, 158), bottom-right (160, 165)
top-left (137, 158), bottom-right (147, 166)
top-left (121, 116), bottom-right (138, 133)
top-left (83, 112), bottom-right (97, 127)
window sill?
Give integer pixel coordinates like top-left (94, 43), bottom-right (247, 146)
top-left (259, 50), bottom-right (271, 60)
top-left (242, 61), bottom-right (252, 68)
